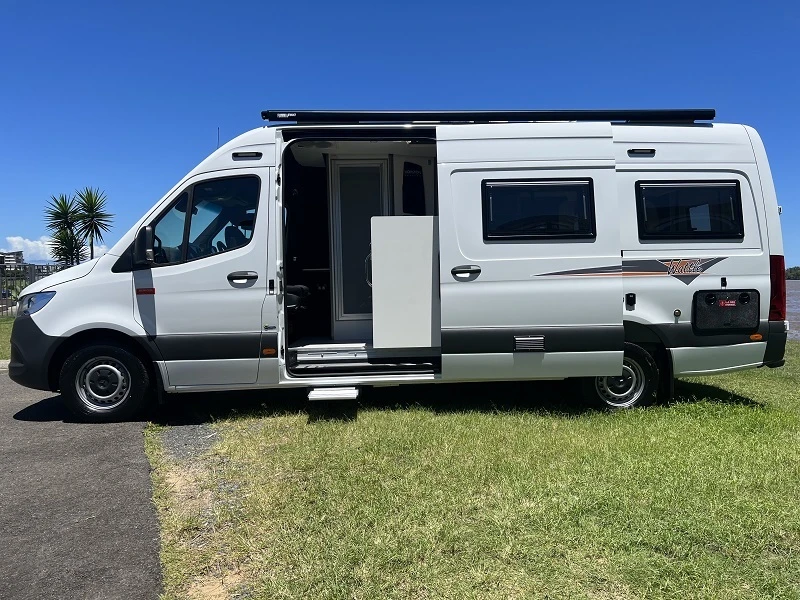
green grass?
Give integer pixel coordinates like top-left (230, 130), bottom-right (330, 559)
top-left (0, 316), bottom-right (13, 360)
top-left (148, 342), bottom-right (800, 600)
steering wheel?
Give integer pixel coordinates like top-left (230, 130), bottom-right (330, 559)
top-left (186, 243), bottom-right (201, 260)
top-left (153, 234), bottom-right (168, 263)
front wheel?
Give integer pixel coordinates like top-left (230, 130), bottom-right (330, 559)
top-left (583, 342), bottom-right (659, 409)
top-left (59, 344), bottom-right (151, 421)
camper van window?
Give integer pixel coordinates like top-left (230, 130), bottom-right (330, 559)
top-left (152, 192), bottom-right (189, 264)
top-left (635, 181), bottom-right (743, 240)
top-left (481, 179), bottom-right (595, 241)
top-left (150, 175), bottom-right (260, 265)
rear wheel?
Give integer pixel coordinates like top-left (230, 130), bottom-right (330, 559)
top-left (59, 344), bottom-right (151, 421)
top-left (583, 342), bottom-right (659, 409)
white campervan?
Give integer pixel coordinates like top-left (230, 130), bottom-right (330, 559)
top-left (9, 109), bottom-right (788, 420)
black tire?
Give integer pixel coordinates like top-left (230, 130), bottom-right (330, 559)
top-left (582, 342), bottom-right (659, 409)
top-left (59, 344), bottom-right (151, 421)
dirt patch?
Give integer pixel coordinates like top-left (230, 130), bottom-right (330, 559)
top-left (151, 428), bottom-right (248, 598)
top-left (164, 465), bottom-right (213, 516)
top-left (187, 570), bottom-right (244, 600)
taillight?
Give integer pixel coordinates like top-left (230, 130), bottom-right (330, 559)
top-left (769, 255), bottom-right (786, 321)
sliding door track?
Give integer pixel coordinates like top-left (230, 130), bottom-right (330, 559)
top-left (287, 343), bottom-right (440, 378)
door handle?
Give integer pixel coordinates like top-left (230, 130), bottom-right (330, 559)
top-left (451, 265), bottom-right (481, 282)
top-left (227, 271), bottom-right (259, 283)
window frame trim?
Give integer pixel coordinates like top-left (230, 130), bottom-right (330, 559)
top-left (148, 174), bottom-right (262, 268)
top-left (635, 179), bottom-right (745, 241)
top-left (481, 177), bottom-right (597, 242)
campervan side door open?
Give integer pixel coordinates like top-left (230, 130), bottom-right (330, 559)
top-left (436, 122), bottom-right (625, 381)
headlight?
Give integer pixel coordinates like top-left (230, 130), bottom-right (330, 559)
top-left (16, 292), bottom-right (56, 317)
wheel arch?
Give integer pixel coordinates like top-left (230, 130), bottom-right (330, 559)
top-left (623, 320), bottom-right (674, 402)
top-left (47, 328), bottom-right (161, 391)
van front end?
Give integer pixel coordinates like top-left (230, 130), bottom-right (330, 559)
top-left (8, 295), bottom-right (62, 391)
top-left (8, 258), bottom-right (103, 391)
top-left (6, 253), bottom-right (158, 421)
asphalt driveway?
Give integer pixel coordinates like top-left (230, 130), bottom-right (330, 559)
top-left (0, 373), bottom-right (161, 600)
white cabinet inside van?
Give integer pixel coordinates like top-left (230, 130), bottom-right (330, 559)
top-left (371, 216), bottom-right (440, 349)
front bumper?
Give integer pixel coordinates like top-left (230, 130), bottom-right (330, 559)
top-left (8, 315), bottom-right (61, 391)
top-left (763, 320), bottom-right (788, 368)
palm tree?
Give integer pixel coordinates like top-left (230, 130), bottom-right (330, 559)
top-left (45, 193), bottom-right (78, 233)
top-left (50, 229), bottom-right (87, 266)
top-left (45, 194), bottom-right (85, 265)
top-left (75, 187), bottom-right (113, 259)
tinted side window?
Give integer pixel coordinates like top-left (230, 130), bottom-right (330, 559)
top-left (151, 176), bottom-right (260, 265)
top-left (187, 177), bottom-right (259, 259)
top-left (636, 181), bottom-right (743, 240)
top-left (482, 179), bottom-right (595, 241)
top-left (152, 192), bottom-right (189, 264)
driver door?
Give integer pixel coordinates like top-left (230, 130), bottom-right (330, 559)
top-left (133, 168), bottom-right (271, 387)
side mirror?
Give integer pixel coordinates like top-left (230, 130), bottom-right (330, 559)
top-left (133, 225), bottom-right (155, 266)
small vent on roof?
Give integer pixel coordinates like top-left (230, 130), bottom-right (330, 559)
top-left (232, 151), bottom-right (263, 161)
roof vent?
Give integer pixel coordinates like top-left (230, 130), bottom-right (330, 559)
top-left (232, 151), bottom-right (262, 161)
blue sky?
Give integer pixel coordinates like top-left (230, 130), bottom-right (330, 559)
top-left (1, 0), bottom-right (798, 264)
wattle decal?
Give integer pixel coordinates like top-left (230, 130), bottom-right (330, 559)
top-left (539, 257), bottom-right (727, 285)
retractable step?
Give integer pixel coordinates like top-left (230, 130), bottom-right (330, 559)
top-left (308, 387), bottom-right (360, 401)
top-left (292, 361), bottom-right (436, 376)
top-left (288, 342), bottom-right (441, 378)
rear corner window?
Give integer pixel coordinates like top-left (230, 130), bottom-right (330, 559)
top-left (636, 180), bottom-right (744, 240)
top-left (482, 179), bottom-right (596, 241)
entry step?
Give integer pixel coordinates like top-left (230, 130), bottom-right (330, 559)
top-left (307, 387), bottom-right (360, 401)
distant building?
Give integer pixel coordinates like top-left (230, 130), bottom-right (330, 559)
top-left (0, 251), bottom-right (24, 266)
